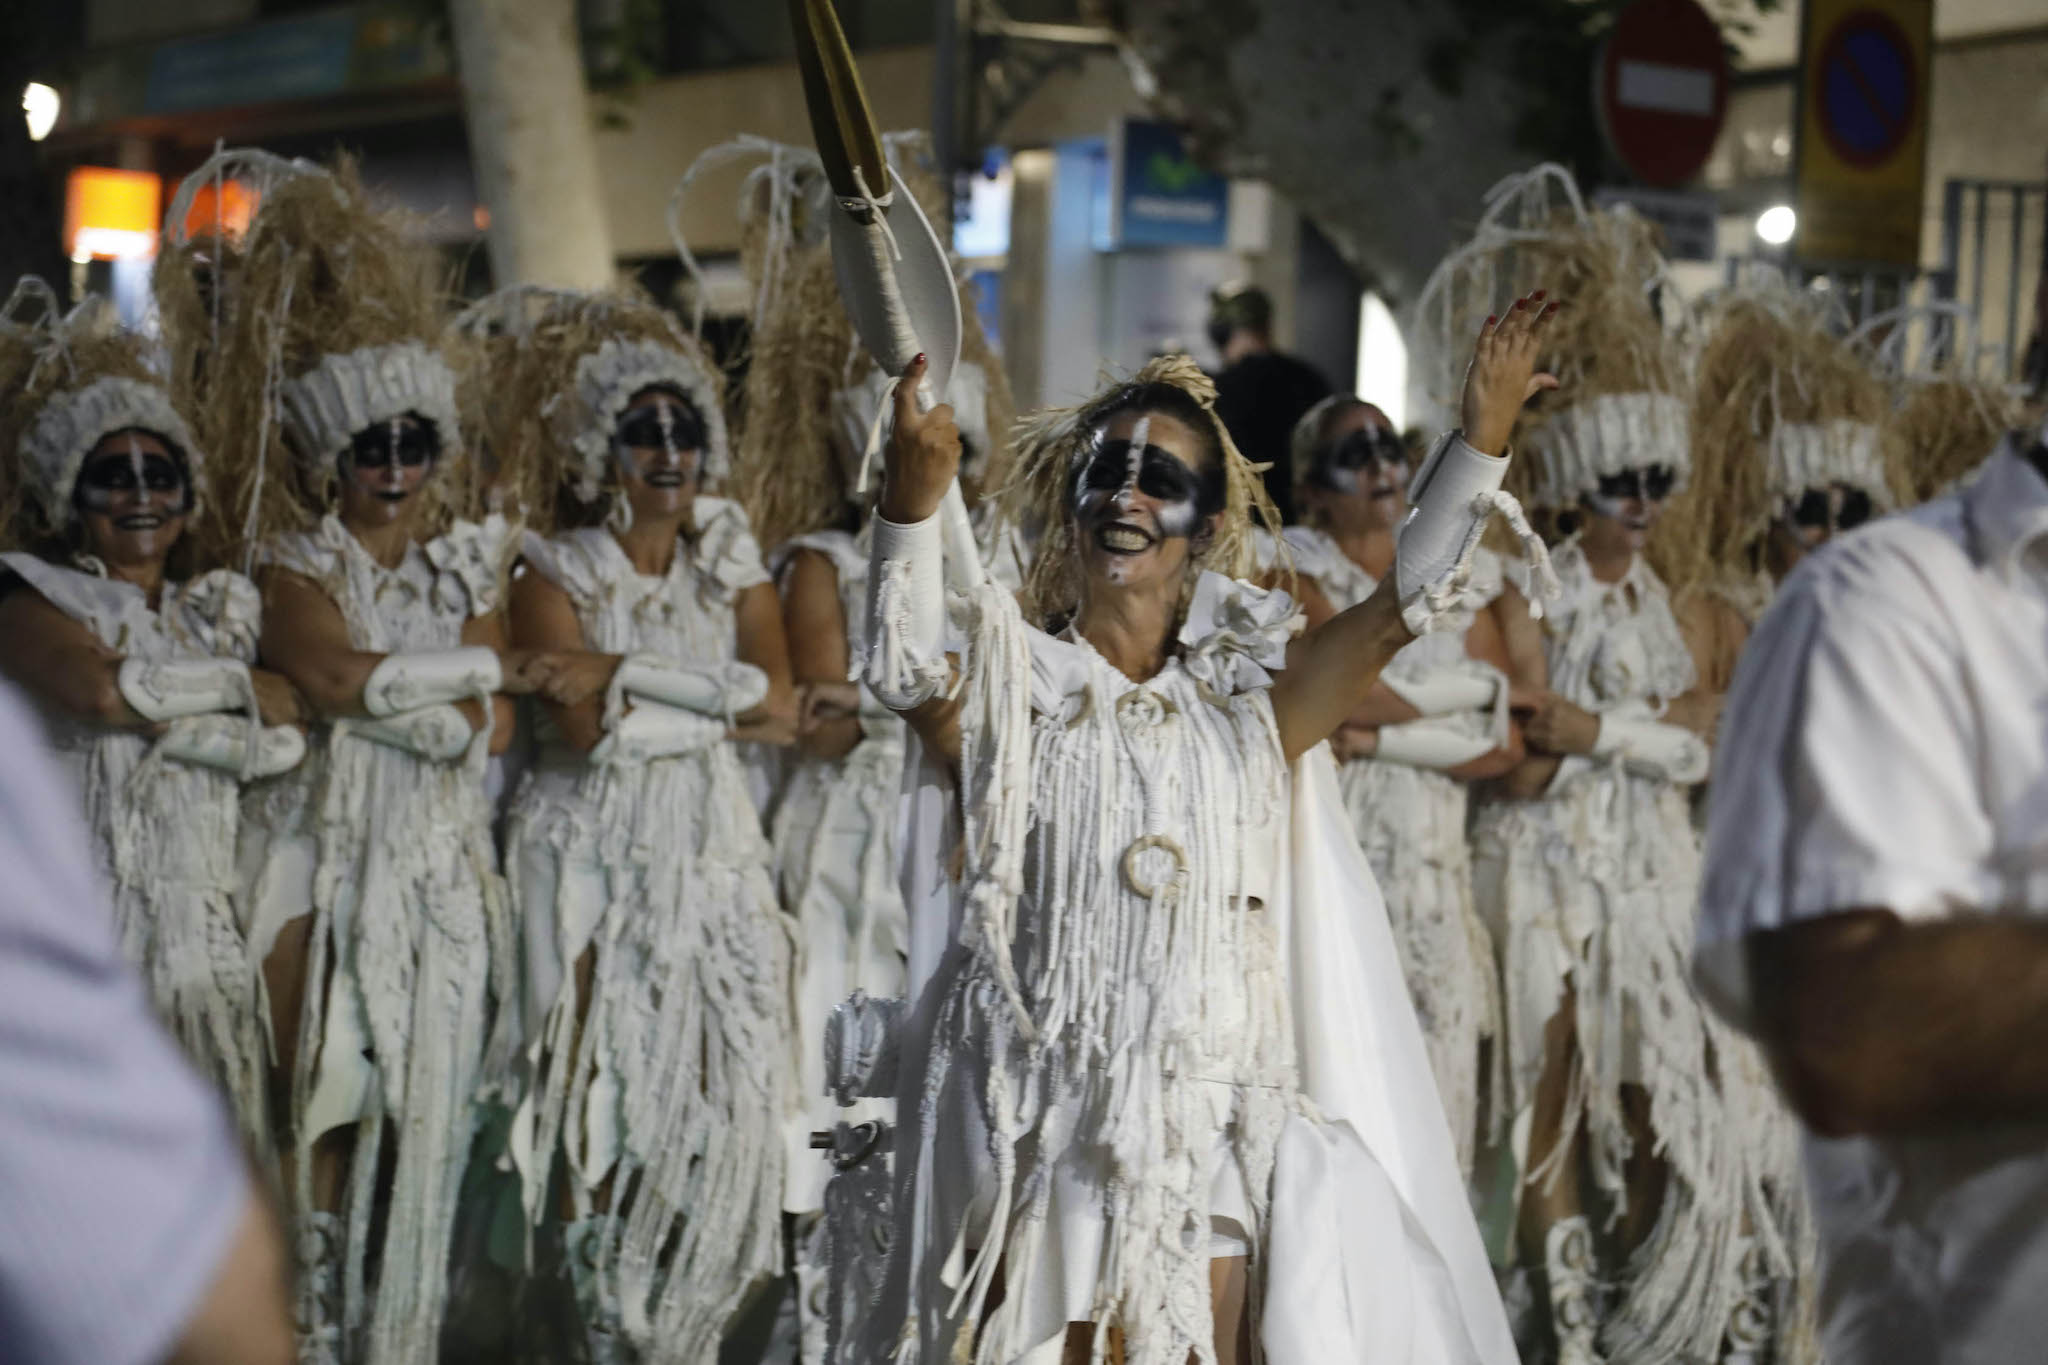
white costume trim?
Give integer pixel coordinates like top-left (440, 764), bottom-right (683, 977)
top-left (1766, 419), bottom-right (1889, 506)
top-left (854, 526), bottom-right (1515, 1363)
top-left (242, 513), bottom-right (517, 1365)
top-left (769, 528), bottom-right (913, 1218)
top-left (278, 342), bottom-right (465, 474)
top-left (506, 501), bottom-right (796, 1365)
top-left (1526, 391), bottom-right (1691, 507)
top-left (21, 375), bottom-right (208, 528)
top-left (1473, 539), bottom-right (1806, 1361)
top-left (0, 553), bottom-right (272, 1157)
top-left (1280, 523), bottom-right (1507, 1177)
top-left (565, 337), bottom-right (732, 500)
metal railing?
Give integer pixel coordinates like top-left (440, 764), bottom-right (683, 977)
top-left (1937, 178), bottom-right (2047, 383)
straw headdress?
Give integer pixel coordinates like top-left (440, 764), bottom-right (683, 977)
top-left (1852, 301), bottom-right (2021, 502)
top-left (1654, 270), bottom-right (1893, 601)
top-left (448, 284), bottom-right (729, 536)
top-left (154, 149), bottom-right (472, 557)
top-left (1412, 164), bottom-right (1691, 517)
top-left (1, 277), bottom-right (215, 561)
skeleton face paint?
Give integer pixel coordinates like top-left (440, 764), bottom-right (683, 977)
top-left (1783, 482), bottom-right (1874, 548)
top-left (1309, 423), bottom-right (1408, 497)
top-left (612, 392), bottom-right (706, 492)
top-left (74, 431), bottom-right (190, 564)
top-left (336, 415), bottom-right (437, 527)
top-left (1584, 463), bottom-right (1676, 525)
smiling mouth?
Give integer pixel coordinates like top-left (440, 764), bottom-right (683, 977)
top-left (374, 488), bottom-right (410, 503)
top-left (114, 513), bottom-right (166, 530)
top-left (1096, 522), bottom-right (1155, 554)
top-left (645, 471), bottom-right (687, 488)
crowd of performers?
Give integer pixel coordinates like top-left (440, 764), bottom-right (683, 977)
top-left (0, 136), bottom-right (2025, 1365)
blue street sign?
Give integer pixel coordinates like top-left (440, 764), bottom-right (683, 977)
top-left (1816, 9), bottom-right (1918, 169)
top-left (1109, 120), bottom-right (1228, 250)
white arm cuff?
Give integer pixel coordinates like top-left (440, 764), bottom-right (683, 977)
top-left (862, 512), bottom-right (950, 710)
top-left (1396, 432), bottom-right (1558, 634)
top-left (116, 657), bottom-right (253, 722)
top-left (361, 647), bottom-right (502, 717)
top-left (1592, 716), bottom-right (1710, 784)
top-left (158, 715), bottom-right (306, 778)
top-left (1371, 720), bottom-right (1498, 772)
top-left (351, 704), bottom-right (475, 761)
top-left (1380, 670), bottom-right (1499, 717)
top-left (588, 700), bottom-right (727, 765)
top-left (614, 655), bottom-right (769, 719)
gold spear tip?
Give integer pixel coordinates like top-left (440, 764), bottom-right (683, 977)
top-left (788, 0), bottom-right (890, 202)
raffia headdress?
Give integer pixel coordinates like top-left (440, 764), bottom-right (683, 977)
top-left (1413, 164), bottom-right (1691, 513)
top-left (1, 278), bottom-right (211, 553)
top-left (449, 285), bottom-right (728, 536)
top-left (154, 149), bottom-right (471, 556)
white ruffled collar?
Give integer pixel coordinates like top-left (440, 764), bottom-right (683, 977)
top-left (1044, 571), bottom-right (1302, 705)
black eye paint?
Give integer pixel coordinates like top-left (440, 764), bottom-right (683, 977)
top-left (1790, 484), bottom-right (1875, 532)
top-left (74, 436), bottom-right (192, 515)
top-left (615, 401), bottom-right (706, 456)
top-left (348, 416), bottom-right (439, 471)
top-left (1072, 436), bottom-right (1223, 533)
top-left (1593, 464), bottom-right (1676, 504)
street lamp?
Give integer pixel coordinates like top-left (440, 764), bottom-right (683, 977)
top-left (1755, 204), bottom-right (1797, 247)
top-left (23, 83), bottom-right (59, 142)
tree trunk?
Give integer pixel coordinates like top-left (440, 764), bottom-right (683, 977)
top-left (447, 0), bottom-right (616, 290)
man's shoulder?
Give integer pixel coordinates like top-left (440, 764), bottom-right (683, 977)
top-left (1775, 496), bottom-right (1974, 625)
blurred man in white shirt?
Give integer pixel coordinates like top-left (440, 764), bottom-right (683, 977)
top-left (0, 678), bottom-right (292, 1365)
top-left (1697, 415), bottom-right (2048, 1365)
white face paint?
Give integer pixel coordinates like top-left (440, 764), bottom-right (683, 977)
top-left (613, 394), bottom-right (702, 491)
top-left (74, 430), bottom-right (189, 564)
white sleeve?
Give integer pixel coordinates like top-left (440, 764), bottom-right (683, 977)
top-left (861, 512), bottom-right (950, 710)
top-left (1696, 569), bottom-right (1989, 1026)
top-left (1371, 719), bottom-right (1497, 771)
top-left (1592, 715), bottom-right (1710, 784)
top-left (0, 682), bottom-right (250, 1365)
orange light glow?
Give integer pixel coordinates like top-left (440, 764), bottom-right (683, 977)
top-left (63, 166), bottom-right (162, 261)
top-left (177, 178), bottom-right (260, 242)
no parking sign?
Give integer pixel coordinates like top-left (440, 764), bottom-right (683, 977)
top-left (1794, 0), bottom-right (1933, 266)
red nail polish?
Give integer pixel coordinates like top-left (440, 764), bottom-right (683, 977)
top-left (1532, 289), bottom-right (1547, 300)
top-left (914, 352), bottom-right (926, 365)
top-left (1486, 315), bottom-right (1498, 326)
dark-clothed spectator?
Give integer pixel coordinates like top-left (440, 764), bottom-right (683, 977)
top-left (1208, 281), bottom-right (1331, 523)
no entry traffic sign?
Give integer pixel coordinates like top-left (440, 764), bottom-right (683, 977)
top-left (1794, 0), bottom-right (1932, 267)
top-left (1595, 0), bottom-right (1730, 188)
top-left (1816, 8), bottom-right (1918, 169)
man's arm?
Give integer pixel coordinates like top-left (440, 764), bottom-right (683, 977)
top-left (1748, 910), bottom-right (2048, 1137)
top-left (0, 679), bottom-right (291, 1365)
top-left (165, 1190), bottom-right (293, 1365)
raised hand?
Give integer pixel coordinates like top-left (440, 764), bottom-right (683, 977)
top-left (877, 352), bottom-right (962, 525)
top-left (1460, 290), bottom-right (1561, 457)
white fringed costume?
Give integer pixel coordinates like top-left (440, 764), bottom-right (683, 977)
top-left (1279, 525), bottom-right (1506, 1176)
top-left (1469, 540), bottom-right (1804, 1361)
top-left (506, 500), bottom-right (797, 1365)
top-left (770, 526), bottom-right (909, 1213)
top-left (858, 537), bottom-right (1517, 1365)
top-left (2, 554), bottom-right (274, 1153)
top-left (242, 511), bottom-right (518, 1365)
